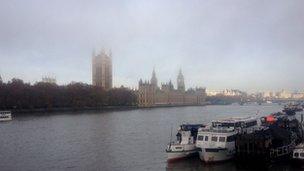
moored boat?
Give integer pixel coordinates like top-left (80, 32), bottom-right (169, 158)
top-left (166, 124), bottom-right (204, 161)
top-left (0, 111), bottom-right (12, 121)
top-left (196, 116), bottom-right (260, 163)
top-left (235, 108), bottom-right (303, 165)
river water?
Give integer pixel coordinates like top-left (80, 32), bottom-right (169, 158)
top-left (0, 104), bottom-right (303, 171)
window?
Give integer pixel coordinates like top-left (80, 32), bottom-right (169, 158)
top-left (219, 137), bottom-right (226, 142)
top-left (245, 121), bottom-right (257, 128)
top-left (211, 137), bottom-right (218, 142)
top-left (300, 153), bottom-right (304, 157)
top-left (197, 136), bottom-right (204, 141)
top-left (205, 136), bottom-right (209, 141)
top-left (294, 153), bottom-right (299, 157)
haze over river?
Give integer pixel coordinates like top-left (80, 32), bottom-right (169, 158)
top-left (1, 105), bottom-right (303, 171)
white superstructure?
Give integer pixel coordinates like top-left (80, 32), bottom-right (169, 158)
top-left (166, 124), bottom-right (203, 161)
top-left (0, 111), bottom-right (12, 121)
top-left (196, 116), bottom-right (259, 163)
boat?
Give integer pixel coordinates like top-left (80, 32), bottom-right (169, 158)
top-left (235, 107), bottom-right (304, 165)
top-left (166, 124), bottom-right (204, 161)
top-left (283, 103), bottom-right (303, 114)
top-left (196, 116), bottom-right (260, 163)
top-left (0, 111), bottom-right (12, 121)
top-left (293, 143), bottom-right (304, 165)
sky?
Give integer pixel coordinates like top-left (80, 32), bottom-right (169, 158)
top-left (0, 0), bottom-right (303, 92)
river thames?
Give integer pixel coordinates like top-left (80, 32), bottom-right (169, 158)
top-left (1, 104), bottom-right (303, 171)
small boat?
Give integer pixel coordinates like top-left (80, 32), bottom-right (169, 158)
top-left (166, 124), bottom-right (204, 161)
top-left (293, 143), bottom-right (304, 164)
top-left (0, 111), bottom-right (12, 121)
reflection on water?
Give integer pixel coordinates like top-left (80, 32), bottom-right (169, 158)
top-left (166, 157), bottom-right (304, 171)
top-left (167, 157), bottom-right (237, 171)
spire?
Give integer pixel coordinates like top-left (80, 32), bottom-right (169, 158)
top-left (177, 68), bottom-right (185, 92)
top-left (179, 68), bottom-right (182, 75)
top-left (151, 67), bottom-right (158, 87)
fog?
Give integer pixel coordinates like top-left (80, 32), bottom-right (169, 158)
top-left (0, 0), bottom-right (303, 92)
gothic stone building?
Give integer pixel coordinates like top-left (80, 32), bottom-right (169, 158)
top-left (92, 49), bottom-right (113, 90)
top-left (138, 69), bottom-right (206, 107)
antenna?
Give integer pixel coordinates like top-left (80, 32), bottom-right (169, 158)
top-left (169, 125), bottom-right (173, 149)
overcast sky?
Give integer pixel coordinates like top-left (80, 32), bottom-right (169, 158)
top-left (0, 0), bottom-right (303, 92)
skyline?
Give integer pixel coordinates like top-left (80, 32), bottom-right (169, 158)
top-left (1, 0), bottom-right (304, 92)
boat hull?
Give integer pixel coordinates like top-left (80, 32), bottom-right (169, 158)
top-left (0, 117), bottom-right (12, 121)
top-left (166, 144), bottom-right (199, 161)
top-left (199, 148), bottom-right (234, 163)
top-left (166, 150), bottom-right (198, 161)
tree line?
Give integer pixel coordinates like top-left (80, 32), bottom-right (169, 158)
top-left (0, 78), bottom-right (137, 110)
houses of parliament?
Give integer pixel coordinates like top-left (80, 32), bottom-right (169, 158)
top-left (138, 69), bottom-right (207, 107)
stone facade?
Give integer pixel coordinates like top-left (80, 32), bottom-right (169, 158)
top-left (138, 69), bottom-right (206, 107)
top-left (92, 49), bottom-right (112, 89)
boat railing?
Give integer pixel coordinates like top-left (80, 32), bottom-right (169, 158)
top-left (0, 111), bottom-right (11, 115)
top-left (199, 128), bottom-right (235, 133)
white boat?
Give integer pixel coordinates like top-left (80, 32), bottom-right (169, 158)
top-left (196, 116), bottom-right (260, 163)
top-left (0, 111), bottom-right (12, 121)
top-left (293, 143), bottom-right (304, 164)
top-left (166, 124), bottom-right (204, 161)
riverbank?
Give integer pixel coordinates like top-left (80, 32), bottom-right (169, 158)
top-left (11, 106), bottom-right (139, 115)
top-left (9, 102), bottom-right (211, 115)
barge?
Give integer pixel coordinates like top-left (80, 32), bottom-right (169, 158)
top-left (235, 105), bottom-right (304, 165)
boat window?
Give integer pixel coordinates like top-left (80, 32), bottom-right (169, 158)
top-left (197, 136), bottom-right (204, 141)
top-left (301, 153), bottom-right (304, 157)
top-left (219, 137), bottom-right (225, 142)
top-left (294, 153), bottom-right (299, 157)
top-left (205, 136), bottom-right (208, 141)
top-left (227, 135), bottom-right (235, 142)
top-left (245, 121), bottom-right (257, 128)
top-left (175, 147), bottom-right (183, 150)
top-left (211, 137), bottom-right (218, 142)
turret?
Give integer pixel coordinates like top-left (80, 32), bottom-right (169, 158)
top-left (177, 69), bottom-right (185, 92)
top-left (150, 68), bottom-right (158, 88)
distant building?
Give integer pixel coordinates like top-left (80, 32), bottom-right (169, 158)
top-left (42, 76), bottom-right (56, 84)
top-left (206, 89), bottom-right (244, 96)
top-left (92, 49), bottom-right (112, 89)
top-left (150, 68), bottom-right (158, 87)
top-left (0, 74), bottom-right (2, 83)
top-left (277, 89), bottom-right (292, 99)
top-left (177, 69), bottom-right (185, 92)
top-left (292, 92), bottom-right (304, 99)
top-left (138, 69), bottom-right (206, 107)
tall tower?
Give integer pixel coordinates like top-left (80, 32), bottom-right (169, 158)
top-left (92, 48), bottom-right (113, 89)
top-left (150, 68), bottom-right (158, 88)
top-left (177, 69), bottom-right (185, 92)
